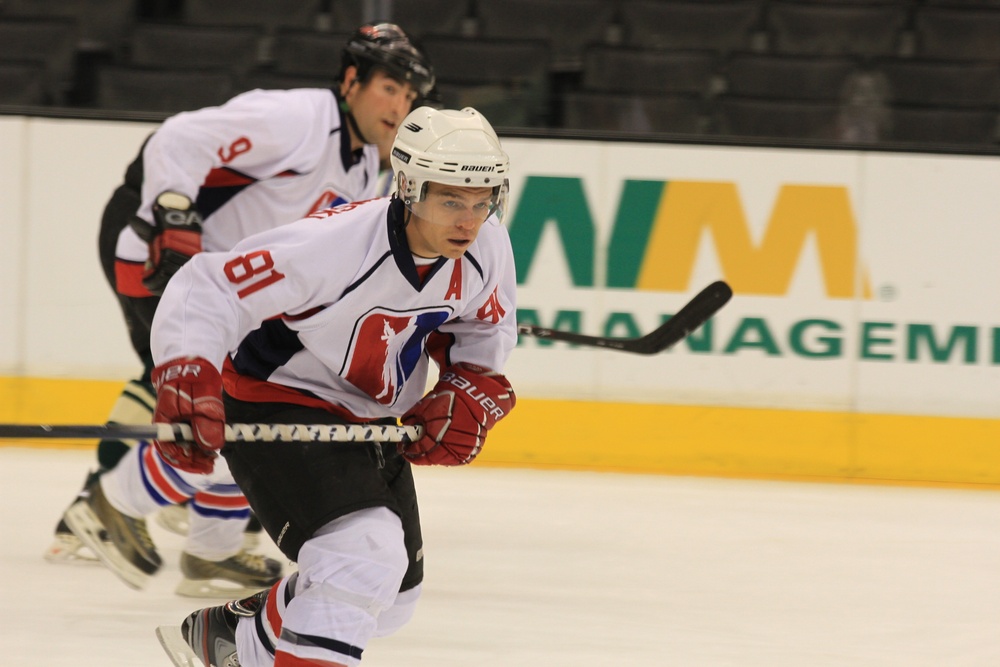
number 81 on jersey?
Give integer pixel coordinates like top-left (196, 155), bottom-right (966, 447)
top-left (224, 250), bottom-right (286, 299)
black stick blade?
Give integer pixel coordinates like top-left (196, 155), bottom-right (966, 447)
top-left (635, 280), bottom-right (733, 354)
top-left (517, 280), bottom-right (733, 354)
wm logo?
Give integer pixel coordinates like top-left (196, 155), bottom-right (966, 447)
top-left (508, 177), bottom-right (872, 299)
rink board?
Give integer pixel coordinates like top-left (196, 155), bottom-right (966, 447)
top-left (3, 376), bottom-right (998, 488)
top-left (5, 118), bottom-right (1000, 489)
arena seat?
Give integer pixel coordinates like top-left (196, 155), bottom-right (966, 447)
top-left (95, 65), bottom-right (236, 113)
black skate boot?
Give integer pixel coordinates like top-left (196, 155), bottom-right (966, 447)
top-left (62, 475), bottom-right (162, 589)
top-left (176, 550), bottom-right (283, 598)
top-left (181, 589), bottom-right (269, 667)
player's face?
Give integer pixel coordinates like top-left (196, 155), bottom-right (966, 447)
top-left (406, 183), bottom-right (495, 259)
top-left (342, 67), bottom-right (418, 160)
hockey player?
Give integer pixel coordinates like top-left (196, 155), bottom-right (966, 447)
top-left (51, 23), bottom-right (436, 599)
top-left (152, 106), bottom-right (516, 667)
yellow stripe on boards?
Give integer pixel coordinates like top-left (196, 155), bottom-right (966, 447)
top-left (480, 398), bottom-right (1000, 489)
top-left (0, 376), bottom-right (122, 449)
top-left (2, 377), bottom-right (999, 489)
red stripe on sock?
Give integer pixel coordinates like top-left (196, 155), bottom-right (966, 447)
top-left (142, 445), bottom-right (191, 504)
top-left (192, 490), bottom-right (250, 510)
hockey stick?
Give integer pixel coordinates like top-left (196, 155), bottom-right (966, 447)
top-left (0, 422), bottom-right (421, 442)
top-left (516, 279), bottom-right (732, 354)
top-left (1, 281), bottom-right (731, 440)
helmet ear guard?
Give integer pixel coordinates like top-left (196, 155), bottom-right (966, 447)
top-left (394, 172), bottom-right (421, 207)
top-left (390, 106), bottom-right (510, 221)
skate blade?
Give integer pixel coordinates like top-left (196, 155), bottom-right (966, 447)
top-left (155, 625), bottom-right (199, 667)
top-left (43, 534), bottom-right (100, 565)
top-left (175, 576), bottom-right (272, 599)
top-left (63, 502), bottom-right (152, 590)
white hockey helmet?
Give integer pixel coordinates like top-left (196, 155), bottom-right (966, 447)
top-left (390, 106), bottom-right (510, 222)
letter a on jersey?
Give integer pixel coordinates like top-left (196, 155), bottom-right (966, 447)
top-left (344, 309), bottom-right (450, 405)
top-left (476, 286), bottom-right (506, 323)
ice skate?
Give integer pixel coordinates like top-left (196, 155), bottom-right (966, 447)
top-left (62, 477), bottom-right (162, 589)
top-left (43, 470), bottom-right (102, 564)
top-left (175, 550), bottom-right (282, 598)
top-left (157, 589), bottom-right (268, 667)
top-left (43, 517), bottom-right (99, 564)
top-left (158, 504), bottom-right (265, 551)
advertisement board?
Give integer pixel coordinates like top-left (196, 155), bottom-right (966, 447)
top-left (3, 120), bottom-right (999, 483)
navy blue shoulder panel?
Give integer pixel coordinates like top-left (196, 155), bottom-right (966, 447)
top-left (231, 319), bottom-right (304, 380)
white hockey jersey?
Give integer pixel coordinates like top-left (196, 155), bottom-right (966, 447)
top-left (116, 87), bottom-right (379, 270)
top-left (151, 198), bottom-right (518, 421)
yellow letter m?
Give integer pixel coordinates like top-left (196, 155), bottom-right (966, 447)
top-left (637, 182), bottom-right (871, 298)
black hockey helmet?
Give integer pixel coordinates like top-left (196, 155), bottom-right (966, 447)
top-left (339, 22), bottom-right (435, 99)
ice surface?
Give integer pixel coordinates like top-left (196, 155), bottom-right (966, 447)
top-left (3, 447), bottom-right (999, 666)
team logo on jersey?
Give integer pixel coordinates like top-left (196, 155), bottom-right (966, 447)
top-left (344, 308), bottom-right (451, 405)
top-left (307, 189), bottom-right (347, 215)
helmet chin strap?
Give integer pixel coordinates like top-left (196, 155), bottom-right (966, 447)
top-left (345, 107), bottom-right (369, 146)
top-left (339, 83), bottom-right (370, 146)
top-left (389, 196), bottom-right (413, 250)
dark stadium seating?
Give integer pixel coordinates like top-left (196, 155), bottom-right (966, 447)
top-left (714, 96), bottom-right (844, 141)
top-left (876, 58), bottom-right (1000, 109)
top-left (475, 0), bottom-right (619, 70)
top-left (0, 17), bottom-right (80, 104)
top-left (182, 0), bottom-right (323, 31)
top-left (0, 60), bottom-right (48, 106)
top-left (94, 65), bottom-right (236, 113)
top-left (268, 28), bottom-right (353, 78)
top-left (562, 91), bottom-right (707, 135)
top-left (3, 0), bottom-right (1000, 149)
top-left (128, 23), bottom-right (264, 77)
top-left (618, 0), bottom-right (766, 55)
top-left (581, 46), bottom-right (718, 98)
top-left (765, 0), bottom-right (910, 58)
top-left (422, 37), bottom-right (552, 127)
top-left (391, 0), bottom-right (474, 38)
top-left (913, 5), bottom-right (1000, 61)
top-left (0, 0), bottom-right (133, 51)
top-left (722, 52), bottom-right (858, 102)
top-left (888, 107), bottom-right (1000, 145)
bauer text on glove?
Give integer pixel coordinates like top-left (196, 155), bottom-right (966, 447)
top-left (400, 362), bottom-right (515, 466)
top-left (150, 356), bottom-right (225, 473)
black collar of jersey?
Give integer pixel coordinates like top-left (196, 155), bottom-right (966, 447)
top-left (333, 89), bottom-right (366, 172)
top-left (387, 197), bottom-right (448, 290)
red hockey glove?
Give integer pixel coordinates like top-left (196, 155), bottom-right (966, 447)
top-left (150, 356), bottom-right (225, 474)
top-left (401, 362), bottom-right (515, 466)
top-left (141, 191), bottom-right (203, 295)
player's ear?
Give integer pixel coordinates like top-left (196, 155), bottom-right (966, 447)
top-left (340, 65), bottom-right (360, 96)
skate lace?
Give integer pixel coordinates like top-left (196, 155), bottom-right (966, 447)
top-left (127, 516), bottom-right (156, 552)
top-left (232, 551), bottom-right (271, 573)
